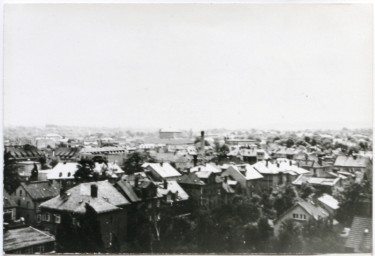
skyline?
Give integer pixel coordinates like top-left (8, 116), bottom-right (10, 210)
top-left (4, 4), bottom-right (373, 131)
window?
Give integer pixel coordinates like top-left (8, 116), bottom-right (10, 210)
top-left (25, 247), bottom-right (33, 254)
top-left (43, 213), bottom-right (51, 222)
top-left (36, 245), bottom-right (45, 253)
top-left (19, 190), bottom-right (22, 196)
top-left (37, 214), bottom-right (41, 223)
top-left (55, 214), bottom-right (61, 224)
top-left (292, 213), bottom-right (306, 220)
top-left (26, 201), bottom-right (30, 208)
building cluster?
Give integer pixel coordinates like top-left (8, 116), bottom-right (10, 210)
top-left (3, 127), bottom-right (373, 253)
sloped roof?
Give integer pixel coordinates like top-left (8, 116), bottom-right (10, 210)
top-left (48, 162), bottom-right (79, 180)
top-left (345, 216), bottom-right (372, 252)
top-left (292, 175), bottom-right (339, 187)
top-left (177, 173), bottom-right (205, 186)
top-left (334, 155), bottom-right (370, 168)
top-left (116, 180), bottom-right (141, 203)
top-left (20, 181), bottom-right (60, 201)
top-left (3, 226), bottom-right (55, 252)
top-left (144, 163), bottom-right (181, 178)
top-left (190, 163), bottom-right (221, 173)
top-left (40, 180), bottom-right (130, 214)
top-left (94, 162), bottom-right (124, 175)
top-left (156, 180), bottom-right (189, 201)
top-left (4, 190), bottom-right (17, 208)
top-left (195, 171), bottom-right (212, 179)
top-left (229, 164), bottom-right (264, 180)
top-left (318, 193), bottom-right (339, 210)
top-left (297, 200), bottom-right (329, 221)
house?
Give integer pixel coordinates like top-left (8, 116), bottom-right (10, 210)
top-left (47, 162), bottom-right (79, 186)
top-left (143, 162), bottom-right (182, 181)
top-left (4, 190), bottom-right (17, 223)
top-left (116, 176), bottom-right (164, 241)
top-left (334, 155), bottom-right (372, 182)
top-left (190, 163), bottom-right (222, 174)
top-left (9, 181), bottom-right (61, 227)
top-left (317, 193), bottom-right (339, 216)
top-left (221, 164), bottom-right (263, 195)
top-left (94, 162), bottom-right (125, 180)
top-left (292, 175), bottom-right (341, 194)
top-left (3, 226), bottom-right (56, 254)
top-left (4, 145), bottom-right (44, 162)
top-left (156, 180), bottom-right (189, 215)
top-left (80, 146), bottom-right (127, 165)
top-left (159, 129), bottom-right (183, 139)
top-left (39, 180), bottom-right (130, 252)
top-left (295, 155), bottom-right (333, 178)
top-left (344, 216), bottom-right (372, 253)
top-left (274, 200), bottom-right (330, 236)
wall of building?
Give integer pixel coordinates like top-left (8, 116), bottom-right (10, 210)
top-left (273, 206), bottom-right (311, 236)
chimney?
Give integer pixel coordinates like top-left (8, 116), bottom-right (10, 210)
top-left (193, 155), bottom-right (198, 166)
top-left (200, 131), bottom-right (205, 155)
top-left (135, 176), bottom-right (140, 188)
top-left (164, 179), bottom-right (168, 189)
top-left (91, 184), bottom-right (98, 198)
top-left (60, 182), bottom-right (67, 197)
top-left (266, 159), bottom-right (269, 167)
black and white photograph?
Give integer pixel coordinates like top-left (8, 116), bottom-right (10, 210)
top-left (2, 1), bottom-right (373, 254)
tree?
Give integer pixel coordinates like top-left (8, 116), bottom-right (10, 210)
top-left (3, 151), bottom-right (21, 193)
top-left (74, 158), bottom-right (95, 182)
top-left (300, 182), bottom-right (315, 199)
top-left (276, 219), bottom-right (304, 253)
top-left (123, 152), bottom-right (149, 175)
top-left (286, 138), bottom-right (295, 148)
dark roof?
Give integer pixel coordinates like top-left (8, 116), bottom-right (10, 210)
top-left (345, 216), bottom-right (372, 252)
top-left (5, 146), bottom-right (44, 160)
top-left (116, 180), bottom-right (141, 203)
top-left (20, 181), bottom-right (61, 201)
top-left (3, 226), bottom-right (55, 252)
top-left (4, 190), bottom-right (17, 208)
top-left (40, 180), bottom-right (130, 214)
top-left (177, 173), bottom-right (205, 186)
top-left (55, 147), bottom-right (81, 159)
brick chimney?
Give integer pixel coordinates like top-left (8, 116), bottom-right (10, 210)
top-left (91, 184), bottom-right (98, 198)
top-left (200, 131), bottom-right (205, 156)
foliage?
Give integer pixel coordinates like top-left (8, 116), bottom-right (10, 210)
top-left (299, 182), bottom-right (315, 199)
top-left (122, 152), bottom-right (156, 175)
top-left (3, 151), bottom-right (21, 193)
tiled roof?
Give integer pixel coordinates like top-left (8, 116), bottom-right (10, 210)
top-left (3, 226), bottom-right (55, 252)
top-left (345, 216), bottom-right (372, 252)
top-left (55, 147), bottom-right (81, 159)
top-left (116, 180), bottom-right (141, 203)
top-left (334, 155), bottom-right (370, 168)
top-left (40, 180), bottom-right (130, 214)
top-left (20, 181), bottom-right (61, 201)
top-left (5, 146), bottom-right (44, 160)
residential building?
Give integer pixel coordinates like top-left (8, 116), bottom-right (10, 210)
top-left (3, 226), bottom-right (56, 254)
top-left (9, 181), bottom-right (60, 227)
top-left (143, 162), bottom-right (182, 181)
top-left (221, 164), bottom-right (263, 195)
top-left (292, 175), bottom-right (342, 194)
top-left (4, 190), bottom-right (17, 223)
top-left (334, 155), bottom-right (372, 182)
top-left (273, 200), bottom-right (330, 236)
top-left (39, 180), bottom-right (130, 252)
top-left (317, 193), bottom-right (339, 216)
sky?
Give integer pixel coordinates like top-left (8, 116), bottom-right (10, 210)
top-left (3, 4), bottom-right (373, 131)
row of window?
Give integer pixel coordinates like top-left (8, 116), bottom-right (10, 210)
top-left (37, 213), bottom-right (61, 223)
top-left (292, 213), bottom-right (307, 220)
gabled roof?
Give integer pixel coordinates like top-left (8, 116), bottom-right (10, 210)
top-left (345, 216), bottom-right (372, 252)
top-left (116, 180), bottom-right (141, 203)
top-left (318, 193), bottom-right (339, 210)
top-left (156, 180), bottom-right (189, 201)
top-left (4, 190), bottom-right (17, 208)
top-left (334, 155), bottom-right (370, 168)
top-left (177, 173), bottom-right (205, 186)
top-left (40, 180), bottom-right (130, 214)
top-left (20, 181), bottom-right (60, 201)
top-left (48, 162), bottom-right (79, 180)
top-left (190, 163), bottom-right (221, 174)
top-left (292, 175), bottom-right (340, 187)
top-left (276, 200), bottom-right (329, 223)
top-left (228, 164), bottom-right (264, 180)
top-left (3, 226), bottom-right (55, 252)
top-left (143, 163), bottom-right (181, 178)
top-left (94, 162), bottom-right (124, 175)
top-left (195, 171), bottom-right (213, 179)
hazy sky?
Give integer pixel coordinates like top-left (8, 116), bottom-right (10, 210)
top-left (4, 4), bottom-right (373, 130)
